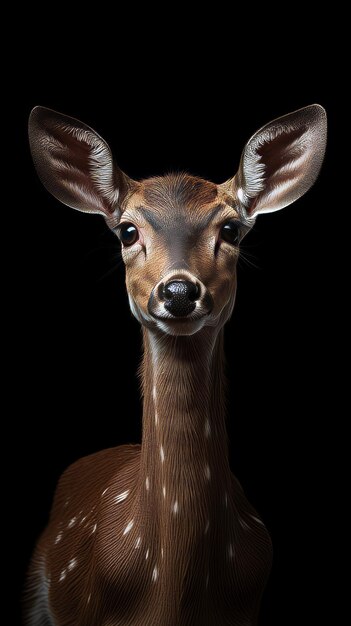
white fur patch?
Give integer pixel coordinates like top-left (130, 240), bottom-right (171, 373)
top-left (123, 520), bottom-right (134, 535)
top-left (152, 566), bottom-right (158, 582)
top-left (115, 490), bottom-right (129, 503)
top-left (68, 558), bottom-right (77, 571)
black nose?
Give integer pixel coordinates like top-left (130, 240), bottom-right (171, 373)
top-left (162, 280), bottom-right (199, 317)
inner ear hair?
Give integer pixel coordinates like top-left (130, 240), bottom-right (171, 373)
top-left (220, 104), bottom-right (327, 218)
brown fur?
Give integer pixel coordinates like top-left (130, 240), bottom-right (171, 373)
top-left (141, 173), bottom-right (218, 212)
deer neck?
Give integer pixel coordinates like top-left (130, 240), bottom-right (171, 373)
top-left (136, 326), bottom-right (232, 537)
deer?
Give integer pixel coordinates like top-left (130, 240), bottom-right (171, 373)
top-left (25, 104), bottom-right (327, 626)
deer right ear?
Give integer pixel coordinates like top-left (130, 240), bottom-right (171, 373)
top-left (28, 106), bottom-right (135, 220)
top-left (221, 104), bottom-right (327, 218)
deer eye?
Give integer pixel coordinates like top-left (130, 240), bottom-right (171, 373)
top-left (119, 223), bottom-right (139, 247)
top-left (220, 221), bottom-right (240, 246)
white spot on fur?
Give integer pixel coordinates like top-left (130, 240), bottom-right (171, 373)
top-left (91, 523), bottom-right (97, 534)
top-left (250, 514), bottom-right (265, 526)
top-left (123, 519), bottom-right (134, 535)
top-left (160, 445), bottom-right (165, 462)
top-left (237, 187), bottom-right (245, 203)
top-left (205, 519), bottom-right (210, 534)
top-left (135, 537), bottom-right (141, 549)
top-left (68, 517), bottom-right (76, 528)
top-left (115, 490), bottom-right (129, 503)
top-left (145, 477), bottom-right (150, 491)
top-left (80, 515), bottom-right (87, 524)
top-left (101, 487), bottom-right (109, 496)
top-left (68, 558), bottom-right (77, 571)
top-left (163, 485), bottom-right (166, 499)
top-left (55, 531), bottom-right (62, 544)
top-left (152, 566), bottom-right (158, 582)
top-left (87, 593), bottom-right (91, 604)
top-left (153, 386), bottom-right (157, 402)
top-left (161, 547), bottom-right (164, 559)
top-left (205, 464), bottom-right (211, 480)
top-left (172, 501), bottom-right (179, 514)
top-left (155, 411), bottom-right (158, 425)
top-left (205, 418), bottom-right (211, 438)
top-left (228, 543), bottom-right (234, 559)
top-left (146, 548), bottom-right (149, 560)
top-left (59, 569), bottom-right (66, 582)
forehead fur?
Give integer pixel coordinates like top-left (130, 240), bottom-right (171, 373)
top-left (140, 173), bottom-right (218, 212)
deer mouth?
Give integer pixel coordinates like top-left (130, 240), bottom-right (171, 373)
top-left (148, 297), bottom-right (212, 322)
top-left (147, 301), bottom-right (213, 336)
top-left (151, 309), bottom-right (209, 323)
top-left (149, 310), bottom-right (210, 335)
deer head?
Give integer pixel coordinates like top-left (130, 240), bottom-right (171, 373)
top-left (29, 105), bottom-right (326, 336)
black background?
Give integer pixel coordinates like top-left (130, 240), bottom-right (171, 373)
top-left (12, 34), bottom-right (337, 626)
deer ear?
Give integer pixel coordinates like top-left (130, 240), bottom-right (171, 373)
top-left (28, 106), bottom-right (135, 219)
top-left (222, 105), bottom-right (327, 218)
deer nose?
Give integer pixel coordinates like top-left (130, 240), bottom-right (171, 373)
top-left (161, 280), bottom-right (200, 317)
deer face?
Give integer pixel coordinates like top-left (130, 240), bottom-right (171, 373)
top-left (29, 105), bottom-right (326, 336)
top-left (115, 174), bottom-right (251, 335)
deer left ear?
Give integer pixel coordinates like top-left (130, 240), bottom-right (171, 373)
top-left (28, 106), bottom-right (136, 222)
top-left (222, 104), bottom-right (327, 218)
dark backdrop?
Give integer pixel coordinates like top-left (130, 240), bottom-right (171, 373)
top-left (13, 45), bottom-right (337, 626)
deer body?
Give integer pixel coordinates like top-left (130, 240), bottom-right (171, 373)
top-left (26, 106), bottom-right (327, 625)
top-left (30, 327), bottom-right (270, 625)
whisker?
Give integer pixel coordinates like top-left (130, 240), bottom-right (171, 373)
top-left (238, 247), bottom-right (261, 271)
top-left (97, 256), bottom-right (125, 282)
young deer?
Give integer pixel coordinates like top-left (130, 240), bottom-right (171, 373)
top-left (26, 105), bottom-right (327, 626)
